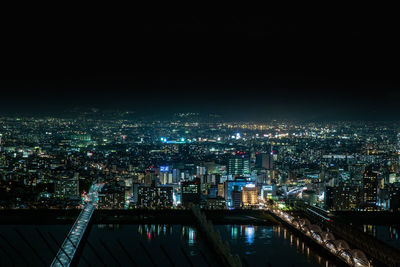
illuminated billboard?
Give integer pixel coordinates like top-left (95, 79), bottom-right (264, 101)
top-left (160, 166), bottom-right (169, 172)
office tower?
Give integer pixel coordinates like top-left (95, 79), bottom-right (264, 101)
top-left (260, 185), bottom-right (276, 200)
top-left (98, 183), bottom-right (125, 209)
top-left (227, 154), bottom-right (250, 176)
top-left (217, 183), bottom-right (225, 198)
top-left (257, 171), bottom-right (268, 184)
top-left (389, 184), bottom-right (400, 212)
top-left (196, 166), bottom-right (206, 176)
top-left (132, 183), bottom-right (140, 204)
top-left (207, 184), bottom-right (218, 198)
top-left (231, 186), bottom-right (242, 209)
top-left (144, 171), bottom-right (155, 186)
top-left (181, 178), bottom-right (201, 206)
top-left (205, 174), bottom-right (219, 185)
top-left (256, 152), bottom-right (274, 170)
top-left (241, 186), bottom-right (258, 206)
top-left (224, 177), bottom-right (254, 208)
top-left (160, 172), bottom-right (168, 185)
top-left (362, 166), bottom-right (378, 211)
top-left (325, 186), bottom-right (334, 210)
top-left (330, 185), bottom-right (359, 211)
top-left (137, 185), bottom-right (173, 208)
top-left (172, 168), bottom-right (180, 183)
top-left (206, 197), bottom-right (226, 210)
top-left (54, 173), bottom-right (79, 199)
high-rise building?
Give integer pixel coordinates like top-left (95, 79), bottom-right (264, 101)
top-left (325, 186), bottom-right (334, 210)
top-left (260, 185), bottom-right (276, 200)
top-left (362, 166), bottom-right (378, 211)
top-left (98, 183), bottom-right (125, 209)
top-left (231, 186), bottom-right (242, 209)
top-left (241, 186), bottom-right (258, 206)
top-left (132, 183), bottom-right (140, 204)
top-left (205, 174), bottom-right (220, 185)
top-left (206, 197), bottom-right (226, 209)
top-left (389, 184), bottom-right (400, 212)
top-left (217, 183), bottom-right (225, 198)
top-left (227, 155), bottom-right (250, 176)
top-left (207, 184), bottom-right (218, 198)
top-left (256, 152), bottom-right (274, 170)
top-left (172, 168), bottom-right (180, 183)
top-left (137, 185), bottom-right (173, 208)
top-left (54, 173), bottom-right (79, 199)
top-left (159, 166), bottom-right (170, 185)
top-left (196, 166), bottom-right (206, 176)
top-left (144, 171), bottom-right (155, 186)
top-left (160, 172), bottom-right (168, 185)
top-left (224, 177), bottom-right (254, 208)
top-left (330, 185), bottom-right (359, 211)
top-left (181, 178), bottom-right (201, 206)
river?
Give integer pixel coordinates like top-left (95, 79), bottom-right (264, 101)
top-left (0, 224), bottom-right (338, 266)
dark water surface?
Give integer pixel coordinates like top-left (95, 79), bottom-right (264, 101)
top-left (0, 224), bottom-right (337, 266)
top-left (215, 224), bottom-right (336, 267)
top-left (80, 224), bottom-right (336, 266)
top-left (362, 224), bottom-right (400, 250)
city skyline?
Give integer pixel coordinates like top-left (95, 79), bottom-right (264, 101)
top-left (2, 12), bottom-right (400, 267)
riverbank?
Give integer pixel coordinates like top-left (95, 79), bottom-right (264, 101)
top-left (0, 209), bottom-right (279, 225)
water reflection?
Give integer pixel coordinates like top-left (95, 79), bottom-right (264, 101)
top-left (231, 226), bottom-right (238, 239)
top-left (137, 224), bottom-right (197, 245)
top-left (216, 224), bottom-right (337, 266)
top-left (391, 226), bottom-right (399, 240)
top-left (229, 225), bottom-right (257, 244)
top-left (82, 224), bottom-right (210, 266)
top-left (90, 224), bottom-right (337, 266)
top-left (97, 224), bottom-right (120, 230)
top-left (272, 225), bottom-right (336, 267)
top-left (362, 224), bottom-right (400, 249)
top-left (245, 226), bottom-right (255, 244)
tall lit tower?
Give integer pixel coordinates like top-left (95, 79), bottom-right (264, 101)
top-left (228, 154), bottom-right (250, 176)
top-left (362, 166), bottom-right (378, 211)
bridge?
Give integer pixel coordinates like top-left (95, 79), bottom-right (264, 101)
top-left (283, 200), bottom-right (400, 267)
top-left (50, 183), bottom-right (104, 267)
top-left (270, 208), bottom-right (372, 266)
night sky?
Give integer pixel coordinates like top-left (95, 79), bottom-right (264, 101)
top-left (1, 13), bottom-right (399, 121)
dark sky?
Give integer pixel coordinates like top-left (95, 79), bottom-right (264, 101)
top-left (1, 12), bottom-right (399, 121)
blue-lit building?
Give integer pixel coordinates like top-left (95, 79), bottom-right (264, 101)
top-left (224, 177), bottom-right (255, 208)
top-left (207, 184), bottom-right (218, 198)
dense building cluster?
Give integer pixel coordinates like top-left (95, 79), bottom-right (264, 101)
top-left (1, 114), bottom-right (400, 212)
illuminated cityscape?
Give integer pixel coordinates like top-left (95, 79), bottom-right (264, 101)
top-left (1, 114), bottom-right (400, 265)
top-left (1, 117), bottom-right (400, 212)
top-left (2, 12), bottom-right (400, 267)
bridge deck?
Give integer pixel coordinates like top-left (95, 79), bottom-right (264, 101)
top-left (51, 183), bottom-right (103, 267)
